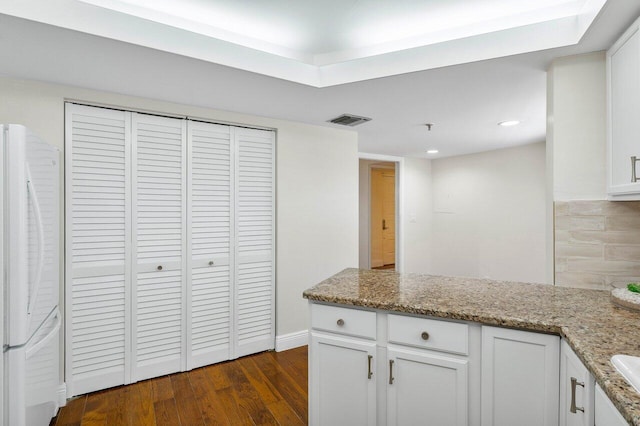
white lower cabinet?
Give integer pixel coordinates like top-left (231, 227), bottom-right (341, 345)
top-left (310, 332), bottom-right (377, 426)
top-left (481, 326), bottom-right (560, 426)
top-left (559, 340), bottom-right (595, 426)
top-left (309, 303), bottom-right (595, 426)
top-left (595, 383), bottom-right (628, 426)
top-left (387, 346), bottom-right (468, 426)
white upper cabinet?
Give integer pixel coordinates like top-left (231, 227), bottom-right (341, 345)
top-left (607, 16), bottom-right (640, 200)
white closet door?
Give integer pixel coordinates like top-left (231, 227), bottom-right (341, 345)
top-left (234, 127), bottom-right (275, 357)
top-left (131, 113), bottom-right (187, 381)
top-left (187, 121), bottom-right (233, 369)
top-left (65, 103), bottom-right (131, 396)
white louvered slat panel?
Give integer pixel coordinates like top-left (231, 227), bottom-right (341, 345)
top-left (187, 121), bottom-right (232, 369)
top-left (132, 113), bottom-right (185, 381)
top-left (65, 103), bottom-right (131, 397)
top-left (69, 274), bottom-right (126, 391)
top-left (234, 128), bottom-right (275, 357)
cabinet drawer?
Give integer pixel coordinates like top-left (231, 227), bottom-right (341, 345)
top-left (388, 314), bottom-right (468, 355)
top-left (310, 303), bottom-right (376, 339)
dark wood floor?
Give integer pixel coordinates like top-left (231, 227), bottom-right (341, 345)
top-left (51, 346), bottom-right (308, 426)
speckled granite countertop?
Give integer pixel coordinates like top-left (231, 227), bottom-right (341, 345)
top-left (303, 268), bottom-right (640, 426)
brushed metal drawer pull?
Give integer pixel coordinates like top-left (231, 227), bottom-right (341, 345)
top-left (157, 265), bottom-right (163, 271)
top-left (367, 355), bottom-right (373, 379)
top-left (632, 156), bottom-right (640, 182)
top-left (336, 319), bottom-right (344, 326)
top-left (389, 360), bottom-right (395, 385)
top-left (421, 331), bottom-right (430, 341)
top-left (570, 377), bottom-right (585, 414)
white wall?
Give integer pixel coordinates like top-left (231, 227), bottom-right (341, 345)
top-left (430, 142), bottom-right (546, 283)
top-left (0, 76), bottom-right (359, 340)
top-left (547, 52), bottom-right (607, 201)
top-left (402, 157), bottom-right (433, 274)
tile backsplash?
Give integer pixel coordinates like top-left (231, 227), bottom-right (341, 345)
top-left (555, 200), bottom-right (640, 290)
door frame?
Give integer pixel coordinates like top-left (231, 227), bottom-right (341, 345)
top-left (359, 152), bottom-right (404, 273)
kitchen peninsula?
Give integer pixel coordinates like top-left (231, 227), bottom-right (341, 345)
top-left (303, 268), bottom-right (640, 426)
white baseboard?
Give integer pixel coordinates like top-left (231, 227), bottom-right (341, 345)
top-left (57, 383), bottom-right (67, 407)
top-left (275, 330), bottom-right (308, 352)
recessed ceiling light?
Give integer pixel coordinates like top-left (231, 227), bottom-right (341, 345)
top-left (427, 149), bottom-right (439, 154)
top-left (498, 120), bottom-right (520, 127)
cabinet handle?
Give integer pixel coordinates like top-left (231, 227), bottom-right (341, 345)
top-left (421, 331), bottom-right (430, 341)
top-left (157, 265), bottom-right (163, 271)
top-left (382, 219), bottom-right (388, 230)
top-left (570, 377), bottom-right (585, 414)
top-left (367, 355), bottom-right (373, 380)
top-left (389, 360), bottom-right (395, 385)
top-left (208, 260), bottom-right (214, 266)
top-left (336, 319), bottom-right (344, 326)
top-left (632, 156), bottom-right (640, 183)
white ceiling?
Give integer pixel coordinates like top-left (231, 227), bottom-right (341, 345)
top-left (1, 1), bottom-right (640, 158)
top-left (0, 0), bottom-right (608, 86)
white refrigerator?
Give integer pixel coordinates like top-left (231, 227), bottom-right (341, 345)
top-left (1, 125), bottom-right (61, 425)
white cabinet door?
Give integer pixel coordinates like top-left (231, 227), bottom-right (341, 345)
top-left (187, 121), bottom-right (233, 369)
top-left (607, 18), bottom-right (640, 199)
top-left (387, 346), bottom-right (468, 426)
top-left (594, 384), bottom-right (628, 426)
top-left (310, 332), bottom-right (376, 426)
top-left (65, 103), bottom-right (132, 396)
top-left (234, 127), bottom-right (275, 357)
top-left (131, 113), bottom-right (187, 381)
top-left (559, 340), bottom-right (594, 426)
top-left (481, 326), bottom-right (559, 426)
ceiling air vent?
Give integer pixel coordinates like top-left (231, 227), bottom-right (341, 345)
top-left (328, 113), bottom-right (372, 127)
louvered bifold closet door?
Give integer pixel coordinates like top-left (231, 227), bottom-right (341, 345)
top-left (132, 113), bottom-right (187, 382)
top-left (234, 127), bottom-right (275, 357)
top-left (187, 122), bottom-right (233, 369)
top-left (65, 103), bottom-right (131, 397)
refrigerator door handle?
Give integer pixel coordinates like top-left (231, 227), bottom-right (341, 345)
top-left (25, 308), bottom-right (61, 359)
top-left (26, 163), bottom-right (45, 317)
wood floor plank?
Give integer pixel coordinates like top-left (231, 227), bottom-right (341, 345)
top-left (220, 361), bottom-right (279, 426)
top-left (205, 362), bottom-right (233, 391)
top-left (127, 381), bottom-right (156, 426)
top-left (80, 390), bottom-right (108, 426)
top-left (171, 373), bottom-right (205, 426)
top-left (266, 400), bottom-right (306, 426)
top-left (251, 352), bottom-right (308, 422)
top-left (187, 368), bottom-right (231, 426)
top-left (237, 356), bottom-right (282, 405)
top-left (105, 385), bottom-right (128, 426)
top-left (270, 348), bottom-right (308, 393)
top-left (214, 386), bottom-right (255, 426)
top-left (151, 376), bottom-right (174, 402)
top-left (55, 395), bottom-right (87, 426)
top-left (154, 398), bottom-right (181, 426)
top-left (54, 348), bottom-right (310, 426)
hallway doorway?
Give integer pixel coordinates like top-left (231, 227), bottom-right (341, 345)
top-left (370, 166), bottom-right (396, 269)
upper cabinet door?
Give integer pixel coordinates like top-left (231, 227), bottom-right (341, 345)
top-left (234, 127), bottom-right (275, 357)
top-left (186, 121), bottom-right (233, 369)
top-left (131, 113), bottom-right (187, 381)
top-left (65, 103), bottom-right (132, 396)
top-left (607, 17), bottom-right (640, 200)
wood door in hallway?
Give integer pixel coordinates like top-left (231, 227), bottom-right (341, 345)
top-left (371, 168), bottom-right (396, 268)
